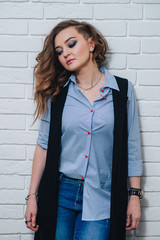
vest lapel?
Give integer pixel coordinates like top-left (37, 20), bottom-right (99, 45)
top-left (109, 78), bottom-right (128, 240)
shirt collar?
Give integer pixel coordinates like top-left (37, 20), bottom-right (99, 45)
top-left (63, 66), bottom-right (120, 92)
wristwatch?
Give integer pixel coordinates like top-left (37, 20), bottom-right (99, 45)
top-left (128, 187), bottom-right (143, 200)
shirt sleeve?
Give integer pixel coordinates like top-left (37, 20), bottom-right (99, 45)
top-left (36, 97), bottom-right (51, 150)
top-left (127, 81), bottom-right (143, 177)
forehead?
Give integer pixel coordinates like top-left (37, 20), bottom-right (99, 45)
top-left (54, 26), bottom-right (83, 45)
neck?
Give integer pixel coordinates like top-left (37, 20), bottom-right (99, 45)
top-left (75, 62), bottom-right (102, 88)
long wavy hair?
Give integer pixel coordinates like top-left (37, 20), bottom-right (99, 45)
top-left (32, 19), bottom-right (109, 125)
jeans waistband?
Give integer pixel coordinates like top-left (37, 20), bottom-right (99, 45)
top-left (59, 172), bottom-right (84, 183)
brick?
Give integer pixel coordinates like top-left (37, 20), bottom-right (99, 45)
top-left (27, 146), bottom-right (37, 160)
top-left (83, 0), bottom-right (130, 2)
top-left (21, 235), bottom-right (34, 240)
top-left (141, 207), bottom-right (160, 221)
top-left (133, 0), bottom-right (160, 2)
top-left (128, 55), bottom-right (160, 69)
top-left (139, 102), bottom-right (160, 117)
top-left (28, 115), bottom-right (40, 131)
top-left (110, 70), bottom-right (136, 84)
top-left (136, 238), bottom-right (160, 240)
top-left (0, 53), bottom-right (27, 67)
top-left (0, 20), bottom-right (27, 35)
top-left (141, 192), bottom-right (160, 207)
top-left (107, 38), bottom-right (140, 53)
top-left (29, 20), bottom-right (57, 35)
top-left (0, 84), bottom-right (25, 98)
top-left (0, 115), bottom-right (25, 129)
top-left (25, 176), bottom-right (31, 189)
top-left (135, 86), bottom-right (160, 101)
top-left (142, 147), bottom-right (160, 162)
top-left (26, 85), bottom-right (34, 99)
top-left (145, 4), bottom-right (160, 19)
top-left (0, 219), bottom-right (30, 234)
top-left (0, 3), bottom-right (43, 19)
top-left (0, 145), bottom-right (25, 160)
top-left (33, 0), bottom-right (78, 2)
top-left (0, 0), bottom-right (28, 1)
top-left (141, 133), bottom-right (160, 147)
top-left (141, 177), bottom-right (160, 191)
top-left (0, 236), bottom-right (19, 240)
top-left (0, 205), bottom-right (23, 218)
top-left (140, 117), bottom-right (160, 131)
top-left (142, 39), bottom-right (160, 53)
top-left (45, 4), bottom-right (92, 19)
top-left (0, 130), bottom-right (37, 145)
top-left (0, 175), bottom-right (24, 189)
top-left (30, 20), bottom-right (127, 37)
top-left (0, 160), bottom-right (32, 175)
top-left (143, 163), bottom-right (160, 176)
top-left (129, 22), bottom-right (160, 36)
top-left (137, 222), bottom-right (160, 236)
top-left (0, 36), bottom-right (42, 52)
top-left (95, 21), bottom-right (127, 36)
top-left (0, 68), bottom-right (33, 84)
top-left (0, 99), bottom-right (34, 114)
top-left (95, 4), bottom-right (142, 19)
top-left (0, 190), bottom-right (28, 204)
top-left (137, 71), bottom-right (160, 86)
top-left (29, 52), bottom-right (38, 68)
top-left (108, 54), bottom-right (126, 69)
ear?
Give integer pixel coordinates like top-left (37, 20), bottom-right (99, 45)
top-left (88, 37), bottom-right (95, 51)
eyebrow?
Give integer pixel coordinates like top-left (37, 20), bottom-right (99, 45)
top-left (54, 37), bottom-right (76, 50)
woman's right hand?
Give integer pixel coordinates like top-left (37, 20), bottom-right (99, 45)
top-left (24, 196), bottom-right (39, 232)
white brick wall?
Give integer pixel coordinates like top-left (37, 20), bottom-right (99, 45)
top-left (0, 0), bottom-right (160, 239)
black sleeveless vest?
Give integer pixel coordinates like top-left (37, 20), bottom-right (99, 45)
top-left (34, 76), bottom-right (128, 240)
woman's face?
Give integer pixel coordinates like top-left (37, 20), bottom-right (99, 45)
top-left (54, 26), bottom-right (95, 72)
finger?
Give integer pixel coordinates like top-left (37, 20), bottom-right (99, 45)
top-left (126, 215), bottom-right (131, 227)
top-left (27, 222), bottom-right (39, 232)
top-left (126, 220), bottom-right (137, 231)
top-left (31, 214), bottom-right (36, 228)
top-left (131, 219), bottom-right (137, 230)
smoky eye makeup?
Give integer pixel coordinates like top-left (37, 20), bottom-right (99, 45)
top-left (55, 40), bottom-right (77, 56)
top-left (68, 40), bottom-right (77, 48)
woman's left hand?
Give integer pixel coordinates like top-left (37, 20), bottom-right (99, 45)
top-left (126, 195), bottom-right (141, 230)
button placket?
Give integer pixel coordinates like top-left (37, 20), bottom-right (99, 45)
top-left (82, 108), bottom-right (93, 181)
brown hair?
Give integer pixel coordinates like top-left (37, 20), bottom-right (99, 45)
top-left (32, 19), bottom-right (109, 125)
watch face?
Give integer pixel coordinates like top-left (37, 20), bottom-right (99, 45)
top-left (129, 189), bottom-right (143, 199)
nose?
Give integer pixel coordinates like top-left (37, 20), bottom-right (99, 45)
top-left (63, 47), bottom-right (70, 58)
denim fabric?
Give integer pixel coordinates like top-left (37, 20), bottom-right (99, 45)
top-left (55, 172), bottom-right (110, 240)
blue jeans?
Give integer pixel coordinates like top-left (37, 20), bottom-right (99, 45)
top-left (55, 173), bottom-right (110, 240)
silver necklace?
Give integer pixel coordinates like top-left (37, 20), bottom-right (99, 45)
top-left (76, 72), bottom-right (102, 94)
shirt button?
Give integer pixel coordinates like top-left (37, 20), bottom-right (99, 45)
top-left (85, 155), bottom-right (88, 158)
top-left (103, 96), bottom-right (106, 99)
top-left (101, 89), bottom-right (104, 92)
top-left (88, 131), bottom-right (90, 134)
top-left (91, 109), bottom-right (93, 112)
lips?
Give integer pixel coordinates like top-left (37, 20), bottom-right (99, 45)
top-left (67, 59), bottom-right (75, 64)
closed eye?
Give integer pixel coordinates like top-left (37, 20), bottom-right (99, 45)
top-left (55, 40), bottom-right (77, 56)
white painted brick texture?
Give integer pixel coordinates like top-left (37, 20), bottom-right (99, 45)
top-left (0, 1), bottom-right (160, 239)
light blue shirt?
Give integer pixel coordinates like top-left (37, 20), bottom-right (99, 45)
top-left (36, 66), bottom-right (143, 220)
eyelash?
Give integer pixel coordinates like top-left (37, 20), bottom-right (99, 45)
top-left (56, 41), bottom-right (77, 56)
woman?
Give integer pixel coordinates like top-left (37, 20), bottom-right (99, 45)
top-left (24, 19), bottom-right (143, 240)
